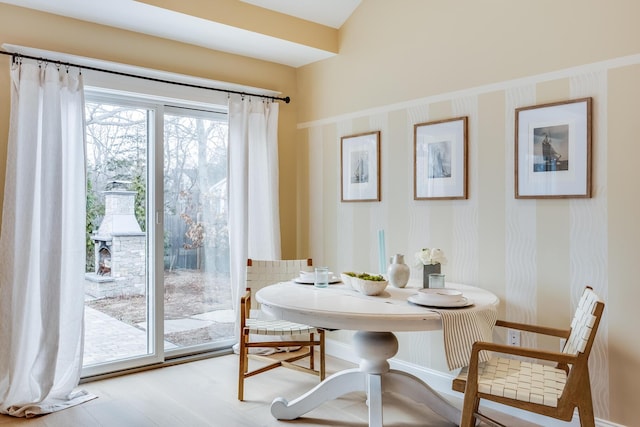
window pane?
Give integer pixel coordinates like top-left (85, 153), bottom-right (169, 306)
top-left (83, 101), bottom-right (150, 366)
top-left (163, 110), bottom-right (233, 352)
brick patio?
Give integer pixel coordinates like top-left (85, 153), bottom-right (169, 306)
top-left (83, 306), bottom-right (235, 366)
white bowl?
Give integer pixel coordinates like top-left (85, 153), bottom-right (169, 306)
top-left (352, 277), bottom-right (388, 296)
top-left (340, 273), bottom-right (354, 289)
top-left (416, 288), bottom-right (463, 305)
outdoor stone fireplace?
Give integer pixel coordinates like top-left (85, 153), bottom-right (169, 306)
top-left (85, 185), bottom-right (146, 298)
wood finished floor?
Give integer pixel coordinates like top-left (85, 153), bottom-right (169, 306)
top-left (0, 353), bottom-right (541, 426)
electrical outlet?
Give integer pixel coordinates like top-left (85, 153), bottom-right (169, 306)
top-left (508, 329), bottom-right (521, 346)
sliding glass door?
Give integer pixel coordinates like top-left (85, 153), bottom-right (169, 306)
top-left (82, 94), bottom-right (233, 377)
top-left (162, 107), bottom-right (233, 355)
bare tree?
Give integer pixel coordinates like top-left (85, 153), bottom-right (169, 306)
top-left (84, 100), bottom-right (228, 273)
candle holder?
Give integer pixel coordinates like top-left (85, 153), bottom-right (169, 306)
top-left (428, 273), bottom-right (445, 288)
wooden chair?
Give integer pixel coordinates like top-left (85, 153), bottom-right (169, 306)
top-left (452, 286), bottom-right (604, 427)
top-left (237, 259), bottom-right (326, 401)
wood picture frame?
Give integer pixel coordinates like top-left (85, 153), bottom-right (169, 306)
top-left (340, 131), bottom-right (381, 202)
top-left (515, 97), bottom-right (592, 199)
top-left (414, 117), bottom-right (468, 200)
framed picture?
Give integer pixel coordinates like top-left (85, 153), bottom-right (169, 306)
top-left (341, 131), bottom-right (381, 202)
top-left (515, 97), bottom-right (592, 199)
top-left (414, 116), bottom-right (468, 200)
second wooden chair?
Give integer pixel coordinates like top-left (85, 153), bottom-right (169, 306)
top-left (452, 286), bottom-right (604, 427)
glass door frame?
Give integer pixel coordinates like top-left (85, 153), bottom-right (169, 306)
top-left (82, 92), bottom-right (163, 378)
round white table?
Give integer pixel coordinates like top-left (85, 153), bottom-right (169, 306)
top-left (256, 281), bottom-right (499, 427)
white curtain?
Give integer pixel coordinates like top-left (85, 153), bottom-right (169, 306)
top-left (0, 60), bottom-right (95, 417)
top-left (228, 97), bottom-right (281, 323)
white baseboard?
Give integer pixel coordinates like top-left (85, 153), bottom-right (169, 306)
top-left (326, 338), bottom-right (623, 427)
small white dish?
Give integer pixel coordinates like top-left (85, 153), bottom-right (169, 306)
top-left (293, 275), bottom-right (341, 285)
top-left (415, 288), bottom-right (463, 305)
top-left (408, 294), bottom-right (473, 308)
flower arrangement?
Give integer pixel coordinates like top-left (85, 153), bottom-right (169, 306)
top-left (415, 248), bottom-right (447, 266)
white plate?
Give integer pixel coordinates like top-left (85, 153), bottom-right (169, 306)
top-left (293, 276), bottom-right (342, 285)
top-left (299, 270), bottom-right (334, 278)
top-left (408, 294), bottom-right (473, 308)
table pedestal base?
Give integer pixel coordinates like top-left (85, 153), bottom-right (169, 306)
top-left (270, 331), bottom-right (460, 427)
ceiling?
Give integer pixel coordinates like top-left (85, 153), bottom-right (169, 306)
top-left (241, 0), bottom-right (359, 29)
top-left (0, 0), bottom-right (360, 67)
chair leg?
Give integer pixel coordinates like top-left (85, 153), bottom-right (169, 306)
top-left (460, 387), bottom-right (479, 427)
top-left (238, 333), bottom-right (247, 401)
top-left (577, 374), bottom-right (596, 427)
top-left (309, 332), bottom-right (315, 370)
top-left (460, 398), bottom-right (479, 427)
top-left (578, 406), bottom-right (596, 427)
top-left (319, 329), bottom-right (326, 380)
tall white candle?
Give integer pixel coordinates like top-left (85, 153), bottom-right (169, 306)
top-left (378, 230), bottom-right (386, 274)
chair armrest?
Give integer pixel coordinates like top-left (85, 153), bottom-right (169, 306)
top-left (470, 340), bottom-right (578, 365)
top-left (240, 288), bottom-right (251, 304)
top-left (495, 319), bottom-right (570, 339)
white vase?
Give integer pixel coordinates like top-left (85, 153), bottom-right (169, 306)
top-left (387, 254), bottom-right (410, 288)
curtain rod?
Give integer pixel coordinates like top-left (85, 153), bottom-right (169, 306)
top-left (0, 50), bottom-right (291, 104)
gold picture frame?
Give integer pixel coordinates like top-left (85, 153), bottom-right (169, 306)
top-left (515, 97), bottom-right (592, 199)
top-left (413, 117), bottom-right (468, 200)
top-left (340, 131), bottom-right (381, 202)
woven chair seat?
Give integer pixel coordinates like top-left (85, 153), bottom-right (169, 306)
top-left (456, 357), bottom-right (567, 407)
top-left (245, 318), bottom-right (319, 336)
